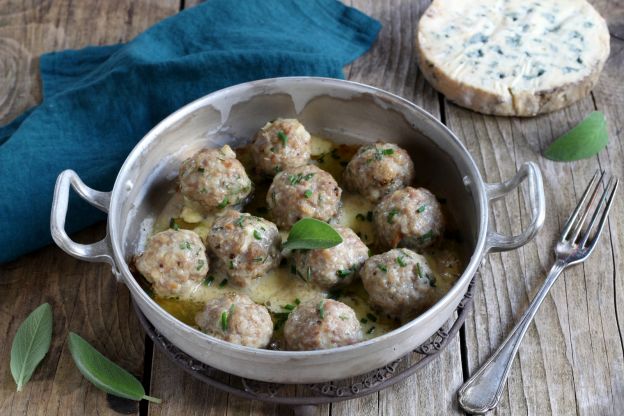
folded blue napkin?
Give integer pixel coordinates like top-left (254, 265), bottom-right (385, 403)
top-left (0, 0), bottom-right (380, 263)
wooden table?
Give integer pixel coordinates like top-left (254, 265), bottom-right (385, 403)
top-left (1, 1), bottom-right (622, 414)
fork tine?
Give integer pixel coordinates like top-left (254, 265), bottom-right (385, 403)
top-left (578, 177), bottom-right (619, 249)
top-left (569, 171), bottom-right (606, 243)
top-left (560, 170), bottom-right (602, 242)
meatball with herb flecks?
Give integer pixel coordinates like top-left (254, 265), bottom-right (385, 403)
top-left (292, 226), bottom-right (368, 289)
top-left (374, 186), bottom-right (444, 250)
top-left (196, 293), bottom-right (273, 348)
top-left (135, 229), bottom-right (208, 298)
top-left (284, 299), bottom-right (362, 350)
top-left (179, 145), bottom-right (253, 211)
top-left (343, 142), bottom-right (415, 203)
top-left (267, 164), bottom-right (341, 229)
top-left (208, 210), bottom-right (281, 287)
top-left (251, 118), bottom-right (311, 176)
top-left (360, 248), bottom-right (437, 320)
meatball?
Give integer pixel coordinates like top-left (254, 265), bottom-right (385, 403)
top-left (267, 164), bottom-right (342, 229)
top-left (284, 299), bottom-right (362, 350)
top-left (343, 142), bottom-right (415, 202)
top-left (207, 210), bottom-right (281, 287)
top-left (195, 293), bottom-right (273, 348)
top-left (292, 226), bottom-right (368, 289)
top-left (179, 145), bottom-right (253, 211)
top-left (135, 229), bottom-right (208, 298)
top-left (374, 186), bottom-right (444, 250)
top-left (251, 118), bottom-right (311, 176)
top-left (360, 248), bottom-right (437, 319)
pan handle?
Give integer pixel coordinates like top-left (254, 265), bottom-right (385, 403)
top-left (50, 170), bottom-right (118, 275)
top-left (484, 162), bottom-right (545, 253)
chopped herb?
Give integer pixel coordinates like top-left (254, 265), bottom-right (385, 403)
top-left (418, 230), bottom-right (434, 243)
top-left (367, 326), bottom-right (376, 335)
top-left (294, 298), bottom-right (301, 305)
top-left (303, 190), bottom-right (313, 199)
top-left (382, 148), bottom-right (394, 156)
top-left (220, 311), bottom-right (228, 331)
top-left (360, 318), bottom-right (368, 324)
top-left (336, 267), bottom-right (355, 279)
top-left (416, 263), bottom-right (424, 279)
top-left (196, 260), bottom-right (205, 271)
top-left (318, 300), bottom-right (325, 319)
top-left (203, 275), bottom-right (215, 286)
top-left (273, 312), bottom-right (290, 331)
top-left (218, 198), bottom-right (229, 209)
top-left (377, 263), bottom-right (388, 272)
top-left (355, 213), bottom-right (366, 221)
top-left (179, 241), bottom-right (192, 250)
top-left (169, 218), bottom-right (179, 231)
top-left (198, 167), bottom-right (205, 173)
top-left (277, 130), bottom-right (288, 146)
top-left (366, 313), bottom-right (377, 322)
top-left (253, 230), bottom-right (262, 240)
top-left (235, 216), bottom-right (245, 227)
top-left (366, 211), bottom-right (373, 222)
top-left (283, 304), bottom-right (295, 311)
top-left (396, 255), bottom-right (407, 267)
top-left (306, 266), bottom-right (312, 282)
top-left (228, 260), bottom-right (235, 269)
top-left (218, 278), bottom-right (228, 288)
top-left (253, 257), bottom-right (264, 262)
top-left (387, 208), bottom-right (399, 224)
top-left (339, 314), bottom-right (349, 321)
top-left (417, 205), bottom-right (427, 213)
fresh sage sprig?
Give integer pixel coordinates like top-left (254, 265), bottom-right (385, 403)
top-left (282, 218), bottom-right (343, 250)
top-left (10, 303), bottom-right (53, 391)
top-left (68, 332), bottom-right (161, 403)
top-left (543, 111), bottom-right (609, 161)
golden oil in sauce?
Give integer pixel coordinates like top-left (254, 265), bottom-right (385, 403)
top-left (146, 136), bottom-right (466, 345)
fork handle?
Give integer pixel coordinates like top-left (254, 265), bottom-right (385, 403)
top-left (457, 259), bottom-right (566, 414)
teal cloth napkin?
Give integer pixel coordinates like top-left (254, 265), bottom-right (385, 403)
top-left (0, 0), bottom-right (380, 263)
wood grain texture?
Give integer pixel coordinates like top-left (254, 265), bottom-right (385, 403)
top-left (451, 1), bottom-right (624, 414)
top-left (0, 0), bottom-right (178, 415)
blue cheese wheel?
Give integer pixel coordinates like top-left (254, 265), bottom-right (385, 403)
top-left (417, 0), bottom-right (610, 116)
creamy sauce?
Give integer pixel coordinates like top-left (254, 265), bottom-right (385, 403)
top-left (139, 136), bottom-right (466, 345)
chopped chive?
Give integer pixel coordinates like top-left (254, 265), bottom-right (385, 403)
top-left (218, 197), bottom-right (229, 209)
top-left (366, 313), bottom-right (377, 322)
top-left (396, 256), bottom-right (407, 267)
top-left (367, 326), bottom-right (376, 334)
top-left (283, 304), bottom-right (295, 311)
top-left (219, 278), bottom-right (228, 288)
top-left (303, 190), bottom-right (313, 199)
top-left (381, 148), bottom-right (394, 156)
top-left (235, 215), bottom-right (245, 227)
top-left (306, 266), bottom-right (312, 282)
top-left (336, 267), bottom-right (354, 278)
top-left (294, 298), bottom-right (301, 305)
top-left (196, 259), bottom-right (205, 271)
top-left (339, 314), bottom-right (349, 321)
top-left (387, 208), bottom-right (399, 224)
top-left (169, 218), bottom-right (179, 231)
top-left (355, 213), bottom-right (366, 221)
top-left (419, 230), bottom-right (434, 243)
top-left (417, 205), bottom-right (427, 213)
top-left (377, 263), bottom-right (388, 272)
top-left (179, 241), bottom-right (191, 250)
top-left (416, 263), bottom-right (424, 279)
top-left (203, 275), bottom-right (215, 286)
top-left (318, 300), bottom-right (325, 319)
top-left (253, 230), bottom-right (262, 240)
top-left (253, 257), bottom-right (264, 262)
top-left (220, 311), bottom-right (228, 331)
top-left (277, 130), bottom-right (288, 146)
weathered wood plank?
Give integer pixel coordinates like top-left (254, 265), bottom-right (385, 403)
top-left (0, 1), bottom-right (178, 415)
top-left (450, 0), bottom-right (624, 414)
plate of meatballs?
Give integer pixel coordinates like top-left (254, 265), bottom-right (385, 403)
top-left (132, 118), bottom-right (465, 352)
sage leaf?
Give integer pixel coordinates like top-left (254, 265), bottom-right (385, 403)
top-left (68, 332), bottom-right (161, 403)
top-left (10, 303), bottom-right (53, 391)
top-left (282, 218), bottom-right (343, 250)
top-left (543, 111), bottom-right (609, 161)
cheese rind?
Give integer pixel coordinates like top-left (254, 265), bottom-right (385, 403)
top-left (416, 0), bottom-right (610, 116)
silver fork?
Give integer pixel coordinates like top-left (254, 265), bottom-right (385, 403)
top-left (458, 170), bottom-right (619, 414)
